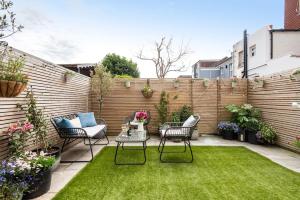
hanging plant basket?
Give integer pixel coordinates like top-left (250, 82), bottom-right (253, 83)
top-left (141, 79), bottom-right (154, 98)
top-left (0, 80), bottom-right (27, 97)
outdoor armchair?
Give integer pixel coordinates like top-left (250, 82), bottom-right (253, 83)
top-left (158, 115), bottom-right (200, 163)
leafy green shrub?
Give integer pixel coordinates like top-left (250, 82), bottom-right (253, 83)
top-left (257, 122), bottom-right (277, 144)
top-left (171, 111), bottom-right (180, 122)
top-left (179, 105), bottom-right (193, 121)
top-left (155, 91), bottom-right (169, 124)
top-left (225, 104), bottom-right (261, 130)
top-left (114, 74), bottom-right (133, 79)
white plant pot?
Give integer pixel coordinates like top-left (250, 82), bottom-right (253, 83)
top-left (137, 122), bottom-right (144, 132)
top-left (125, 80), bottom-right (131, 88)
top-left (231, 81), bottom-right (237, 88)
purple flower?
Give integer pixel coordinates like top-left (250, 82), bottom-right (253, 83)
top-left (218, 121), bottom-right (240, 134)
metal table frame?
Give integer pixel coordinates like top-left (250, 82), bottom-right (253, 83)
top-left (114, 131), bottom-right (149, 165)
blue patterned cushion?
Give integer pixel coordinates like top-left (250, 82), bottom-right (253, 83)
top-left (77, 112), bottom-right (97, 128)
top-left (56, 118), bottom-right (74, 129)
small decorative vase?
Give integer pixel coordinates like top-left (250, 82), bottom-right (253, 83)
top-left (137, 122), bottom-right (144, 132)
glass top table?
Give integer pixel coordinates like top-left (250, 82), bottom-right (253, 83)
top-left (114, 130), bottom-right (149, 165)
top-left (116, 130), bottom-right (148, 143)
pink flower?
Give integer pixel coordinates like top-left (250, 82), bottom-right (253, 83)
top-left (296, 136), bottom-right (300, 141)
top-left (136, 111), bottom-right (148, 122)
top-left (22, 121), bottom-right (33, 132)
top-left (7, 122), bottom-right (22, 133)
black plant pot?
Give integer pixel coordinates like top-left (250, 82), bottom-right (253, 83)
top-left (246, 129), bottom-right (259, 144)
top-left (23, 169), bottom-right (52, 199)
top-left (222, 130), bottom-right (237, 140)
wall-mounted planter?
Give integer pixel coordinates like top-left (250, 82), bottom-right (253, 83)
top-left (64, 71), bottom-right (75, 83)
top-left (254, 79), bottom-right (264, 88)
top-left (231, 81), bottom-right (237, 88)
top-left (0, 80), bottom-right (27, 97)
top-left (173, 79), bottom-right (180, 88)
top-left (125, 80), bottom-right (131, 88)
top-left (141, 79), bottom-right (154, 98)
top-left (203, 79), bottom-right (209, 88)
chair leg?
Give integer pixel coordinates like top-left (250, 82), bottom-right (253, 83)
top-left (160, 138), bottom-right (193, 163)
top-left (88, 138), bottom-right (94, 161)
top-left (61, 138), bottom-right (67, 153)
top-left (158, 137), bottom-right (163, 152)
top-left (84, 134), bottom-right (110, 146)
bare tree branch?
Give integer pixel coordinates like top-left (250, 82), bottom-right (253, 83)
top-left (137, 36), bottom-right (190, 78)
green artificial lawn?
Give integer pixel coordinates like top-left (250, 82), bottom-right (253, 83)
top-left (53, 146), bottom-right (300, 200)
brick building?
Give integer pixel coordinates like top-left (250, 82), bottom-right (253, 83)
top-left (285, 0), bottom-right (300, 29)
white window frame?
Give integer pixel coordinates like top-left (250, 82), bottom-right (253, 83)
top-left (250, 45), bottom-right (256, 57)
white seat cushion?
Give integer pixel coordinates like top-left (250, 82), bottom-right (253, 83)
top-left (83, 125), bottom-right (106, 138)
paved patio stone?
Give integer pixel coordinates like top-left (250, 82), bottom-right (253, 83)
top-left (33, 135), bottom-right (300, 200)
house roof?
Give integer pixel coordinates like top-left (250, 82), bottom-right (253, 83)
top-left (59, 63), bottom-right (96, 68)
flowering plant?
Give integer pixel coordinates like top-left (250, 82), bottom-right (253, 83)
top-left (0, 151), bottom-right (55, 199)
top-left (217, 121), bottom-right (240, 134)
top-left (295, 136), bottom-right (300, 148)
top-left (4, 121), bottom-right (33, 157)
top-left (0, 158), bottom-right (31, 200)
top-left (135, 111), bottom-right (148, 122)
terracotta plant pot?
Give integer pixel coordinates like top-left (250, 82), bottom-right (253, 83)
top-left (0, 80), bottom-right (27, 97)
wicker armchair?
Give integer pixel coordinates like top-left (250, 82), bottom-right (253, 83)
top-left (158, 115), bottom-right (200, 163)
top-left (51, 114), bottom-right (109, 163)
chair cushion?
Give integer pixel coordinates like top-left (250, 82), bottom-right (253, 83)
top-left (56, 118), bottom-right (74, 129)
top-left (83, 125), bottom-right (106, 138)
top-left (69, 117), bottom-right (82, 128)
top-left (183, 115), bottom-right (197, 127)
top-left (160, 129), bottom-right (187, 137)
top-left (78, 112), bottom-right (97, 128)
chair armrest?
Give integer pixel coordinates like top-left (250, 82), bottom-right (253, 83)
top-left (98, 118), bottom-right (107, 125)
top-left (58, 128), bottom-right (88, 137)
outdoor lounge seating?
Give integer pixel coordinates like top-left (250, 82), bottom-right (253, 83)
top-left (51, 113), bottom-right (109, 163)
top-left (158, 115), bottom-right (201, 163)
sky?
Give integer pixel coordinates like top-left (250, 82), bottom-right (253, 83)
top-left (7, 0), bottom-right (284, 78)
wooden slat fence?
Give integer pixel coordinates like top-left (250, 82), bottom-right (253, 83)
top-left (91, 78), bottom-right (248, 135)
top-left (0, 48), bottom-right (90, 160)
top-left (248, 69), bottom-right (300, 152)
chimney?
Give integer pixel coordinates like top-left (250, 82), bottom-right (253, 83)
top-left (284, 0), bottom-right (300, 29)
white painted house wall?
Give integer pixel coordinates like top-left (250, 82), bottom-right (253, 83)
top-left (232, 25), bottom-right (300, 78)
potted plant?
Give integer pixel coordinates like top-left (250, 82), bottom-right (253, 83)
top-left (291, 69), bottom-right (300, 81)
top-left (256, 122), bottom-right (277, 145)
top-left (173, 79), bottom-right (180, 88)
top-left (225, 104), bottom-right (262, 143)
top-left (231, 78), bottom-right (237, 88)
top-left (245, 120), bottom-right (261, 144)
top-left (64, 71), bottom-right (75, 82)
top-left (0, 51), bottom-right (28, 97)
top-left (203, 78), bottom-right (209, 88)
top-left (218, 121), bottom-right (239, 140)
top-left (22, 152), bottom-right (56, 199)
top-left (254, 77), bottom-right (265, 88)
top-left (115, 74), bottom-right (133, 88)
top-left (141, 79), bottom-right (154, 98)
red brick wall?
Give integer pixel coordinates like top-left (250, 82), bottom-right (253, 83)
top-left (285, 0), bottom-right (300, 29)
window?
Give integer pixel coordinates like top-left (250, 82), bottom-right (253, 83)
top-left (250, 45), bottom-right (256, 57)
top-left (238, 51), bottom-right (244, 68)
top-left (297, 0), bottom-right (300, 14)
